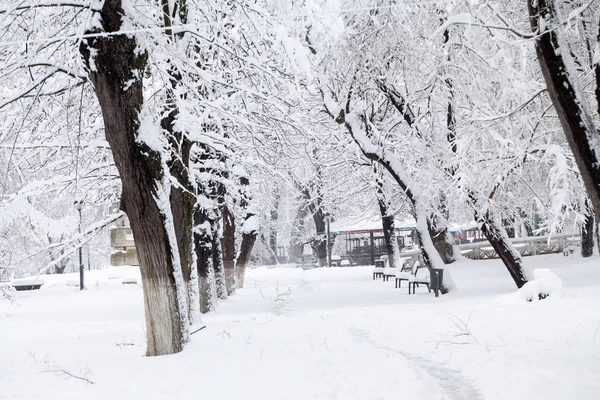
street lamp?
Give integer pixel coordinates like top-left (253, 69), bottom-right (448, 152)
top-left (325, 212), bottom-right (332, 268)
top-left (74, 200), bottom-right (84, 290)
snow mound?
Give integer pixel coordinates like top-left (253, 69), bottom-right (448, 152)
top-left (518, 269), bottom-right (564, 302)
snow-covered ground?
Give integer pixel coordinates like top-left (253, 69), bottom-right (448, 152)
top-left (1, 254), bottom-right (600, 400)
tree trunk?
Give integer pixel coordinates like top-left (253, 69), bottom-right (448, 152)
top-left (194, 205), bottom-right (216, 314)
top-left (480, 212), bottom-right (528, 288)
top-left (234, 214), bottom-right (258, 289)
top-left (234, 176), bottom-right (258, 288)
top-left (582, 210), bottom-right (594, 257)
top-left (222, 204), bottom-right (236, 295)
top-left (269, 191), bottom-right (280, 264)
top-left (376, 178), bottom-right (400, 269)
top-left (289, 201), bottom-right (309, 261)
top-left (596, 221), bottom-right (600, 257)
top-left (428, 219), bottom-right (455, 265)
top-left (80, 0), bottom-right (186, 356)
top-left (528, 0), bottom-right (600, 220)
top-left (212, 218), bottom-right (227, 300)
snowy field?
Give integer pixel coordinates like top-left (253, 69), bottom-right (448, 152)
top-left (2, 254), bottom-right (600, 400)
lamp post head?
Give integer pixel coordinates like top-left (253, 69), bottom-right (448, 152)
top-left (324, 212), bottom-right (331, 222)
top-left (74, 200), bottom-right (83, 211)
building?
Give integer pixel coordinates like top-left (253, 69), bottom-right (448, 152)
top-left (109, 206), bottom-right (139, 266)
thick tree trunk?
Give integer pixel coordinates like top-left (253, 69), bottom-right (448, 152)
top-left (528, 0), bottom-right (600, 220)
top-left (234, 214), bottom-right (258, 289)
top-left (212, 219), bottom-right (227, 300)
top-left (234, 176), bottom-right (258, 288)
top-left (582, 210), bottom-right (594, 257)
top-left (414, 208), bottom-right (456, 294)
top-left (235, 231), bottom-right (257, 289)
top-left (312, 212), bottom-right (327, 267)
top-left (222, 204), bottom-right (236, 295)
top-left (194, 206), bottom-right (216, 314)
top-left (81, 0), bottom-right (187, 356)
top-left (428, 220), bottom-right (455, 265)
top-left (480, 212), bottom-right (528, 288)
top-left (376, 183), bottom-right (400, 269)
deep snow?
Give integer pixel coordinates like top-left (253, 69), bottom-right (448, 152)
top-left (1, 254), bottom-right (600, 400)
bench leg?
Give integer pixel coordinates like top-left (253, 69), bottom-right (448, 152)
top-left (427, 284), bottom-right (431, 293)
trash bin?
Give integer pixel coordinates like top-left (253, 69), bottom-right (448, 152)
top-left (430, 268), bottom-right (444, 297)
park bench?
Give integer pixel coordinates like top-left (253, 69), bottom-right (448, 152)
top-left (11, 277), bottom-right (45, 291)
top-left (383, 256), bottom-right (409, 282)
top-left (372, 260), bottom-right (385, 280)
top-left (394, 261), bottom-right (431, 294)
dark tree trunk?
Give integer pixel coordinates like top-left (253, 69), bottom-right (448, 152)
top-left (80, 0), bottom-right (185, 356)
top-left (234, 224), bottom-right (257, 289)
top-left (582, 210), bottom-right (594, 258)
top-left (522, 211), bottom-right (534, 237)
top-left (303, 187), bottom-right (327, 267)
top-left (194, 206), bottom-right (215, 314)
top-left (480, 212), bottom-right (528, 288)
top-left (528, 0), bottom-right (600, 220)
top-left (234, 176), bottom-right (258, 288)
top-left (428, 220), bottom-right (454, 264)
top-left (222, 204), bottom-right (236, 295)
top-left (379, 207), bottom-right (398, 268)
top-left (312, 211), bottom-right (327, 267)
top-left (212, 219), bottom-right (227, 300)
top-left (503, 219), bottom-right (516, 239)
top-left (376, 176), bottom-right (399, 269)
top-left (596, 221), bottom-right (600, 257)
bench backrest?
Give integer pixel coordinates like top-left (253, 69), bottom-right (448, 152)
top-left (411, 261), bottom-right (421, 276)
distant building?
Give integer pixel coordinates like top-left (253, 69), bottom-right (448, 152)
top-left (331, 218), bottom-right (419, 265)
top-left (109, 208), bottom-right (139, 266)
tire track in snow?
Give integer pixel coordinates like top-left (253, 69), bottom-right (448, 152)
top-left (347, 327), bottom-right (484, 400)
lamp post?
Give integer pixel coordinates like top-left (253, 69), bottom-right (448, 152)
top-left (74, 201), bottom-right (84, 290)
top-left (325, 212), bottom-right (332, 268)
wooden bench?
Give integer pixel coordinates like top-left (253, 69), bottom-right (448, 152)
top-left (395, 261), bottom-right (431, 294)
top-left (372, 260), bottom-right (385, 280)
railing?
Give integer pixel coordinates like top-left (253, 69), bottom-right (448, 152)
top-left (396, 233), bottom-right (581, 264)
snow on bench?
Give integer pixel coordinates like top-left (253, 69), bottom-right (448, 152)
top-left (11, 276), bottom-right (45, 291)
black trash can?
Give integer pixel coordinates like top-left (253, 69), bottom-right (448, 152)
top-left (430, 268), bottom-right (444, 297)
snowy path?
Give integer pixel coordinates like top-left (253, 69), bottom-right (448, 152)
top-left (1, 255), bottom-right (600, 399)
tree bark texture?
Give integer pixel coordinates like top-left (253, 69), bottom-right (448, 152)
top-left (81, 0), bottom-right (184, 356)
top-left (194, 206), bottom-right (216, 314)
top-left (234, 176), bottom-right (258, 288)
top-left (234, 225), bottom-right (257, 289)
top-left (480, 211), bottom-right (528, 288)
top-left (582, 210), bottom-right (594, 257)
top-left (269, 190), bottom-right (280, 264)
top-left (376, 177), bottom-right (400, 269)
top-left (304, 188), bottom-right (327, 267)
top-left (222, 204), bottom-right (236, 295)
top-left (528, 0), bottom-right (600, 220)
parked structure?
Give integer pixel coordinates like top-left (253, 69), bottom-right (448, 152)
top-left (110, 206), bottom-right (139, 266)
